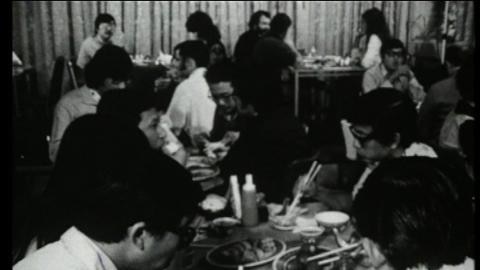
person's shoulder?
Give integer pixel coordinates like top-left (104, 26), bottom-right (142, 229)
top-left (80, 36), bottom-right (96, 48)
top-left (430, 76), bottom-right (456, 92)
top-left (368, 34), bottom-right (382, 43)
top-left (13, 242), bottom-right (79, 270)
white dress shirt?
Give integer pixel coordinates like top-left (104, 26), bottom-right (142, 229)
top-left (14, 227), bottom-right (117, 270)
top-left (166, 67), bottom-right (216, 140)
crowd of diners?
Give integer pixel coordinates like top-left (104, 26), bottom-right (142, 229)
top-left (14, 7), bottom-right (474, 270)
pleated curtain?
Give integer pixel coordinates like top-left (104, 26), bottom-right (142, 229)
top-left (12, 1), bottom-right (475, 97)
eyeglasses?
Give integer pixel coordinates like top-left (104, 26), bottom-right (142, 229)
top-left (350, 126), bottom-right (375, 146)
top-left (385, 50), bottom-right (405, 58)
top-left (212, 93), bottom-right (234, 102)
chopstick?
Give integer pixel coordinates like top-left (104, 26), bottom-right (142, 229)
top-left (286, 162), bottom-right (322, 217)
top-left (317, 255), bottom-right (340, 266)
top-left (306, 242), bottom-right (361, 263)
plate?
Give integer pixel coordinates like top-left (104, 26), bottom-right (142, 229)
top-left (315, 211), bottom-right (350, 228)
top-left (207, 238), bottom-right (286, 269)
top-left (272, 246), bottom-right (332, 270)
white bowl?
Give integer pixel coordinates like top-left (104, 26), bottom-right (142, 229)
top-left (315, 211), bottom-right (350, 228)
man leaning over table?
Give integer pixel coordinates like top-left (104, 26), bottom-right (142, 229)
top-left (16, 114), bottom-right (203, 270)
top-left (362, 38), bottom-right (425, 109)
top-left (49, 44), bottom-right (133, 162)
top-left (76, 13), bottom-right (125, 69)
top-left (166, 40), bottom-right (216, 147)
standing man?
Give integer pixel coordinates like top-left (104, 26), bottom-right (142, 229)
top-left (233, 10), bottom-right (271, 106)
top-left (76, 13), bottom-right (125, 69)
top-left (49, 44), bottom-right (133, 162)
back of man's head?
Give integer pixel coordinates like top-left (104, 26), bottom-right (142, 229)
top-left (380, 38), bottom-right (406, 58)
top-left (176, 40), bottom-right (209, 68)
top-left (270, 13), bottom-right (291, 37)
top-left (205, 61), bottom-right (235, 85)
top-left (97, 87), bottom-right (158, 125)
top-left (43, 114), bottom-right (202, 243)
top-left (95, 13), bottom-right (115, 32)
top-left (350, 88), bottom-right (418, 148)
top-left (84, 44), bottom-right (133, 89)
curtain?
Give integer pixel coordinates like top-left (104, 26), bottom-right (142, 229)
top-left (12, 1), bottom-right (475, 98)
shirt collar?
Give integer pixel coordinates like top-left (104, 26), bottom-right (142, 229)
top-left (60, 227), bottom-right (118, 270)
top-left (189, 67), bottom-right (207, 79)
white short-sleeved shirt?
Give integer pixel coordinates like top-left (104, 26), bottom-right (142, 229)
top-left (361, 34), bottom-right (382, 69)
top-left (166, 68), bottom-right (216, 140)
top-left (14, 227), bottom-right (117, 270)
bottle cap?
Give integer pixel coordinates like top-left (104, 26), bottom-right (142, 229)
top-left (245, 174), bottom-right (254, 187)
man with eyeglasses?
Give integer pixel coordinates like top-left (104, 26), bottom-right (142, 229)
top-left (362, 38), bottom-right (425, 108)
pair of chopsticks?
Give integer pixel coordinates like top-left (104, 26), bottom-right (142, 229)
top-left (286, 161), bottom-right (322, 217)
top-left (306, 242), bottom-right (362, 265)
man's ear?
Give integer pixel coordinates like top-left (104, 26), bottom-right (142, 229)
top-left (127, 222), bottom-right (148, 251)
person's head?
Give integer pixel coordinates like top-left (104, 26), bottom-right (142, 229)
top-left (84, 44), bottom-right (133, 93)
top-left (48, 114), bottom-right (202, 270)
top-left (456, 57), bottom-right (474, 104)
top-left (445, 45), bottom-right (464, 75)
top-left (97, 88), bottom-right (166, 150)
top-left (381, 38), bottom-right (407, 72)
top-left (361, 8), bottom-right (390, 42)
top-left (185, 11), bottom-right (221, 46)
top-left (353, 157), bottom-right (473, 270)
top-left (249, 10), bottom-right (271, 34)
top-left (94, 13), bottom-right (116, 42)
top-left (173, 40), bottom-right (209, 77)
top-left (269, 13), bottom-right (292, 39)
top-left (206, 62), bottom-right (237, 115)
top-left (349, 88), bottom-right (418, 163)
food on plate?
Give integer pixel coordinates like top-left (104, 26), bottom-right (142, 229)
top-left (200, 194), bottom-right (227, 212)
top-left (219, 238), bottom-right (278, 264)
top-left (269, 204), bottom-right (308, 229)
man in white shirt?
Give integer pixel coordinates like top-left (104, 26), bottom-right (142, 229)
top-left (49, 44), bottom-right (133, 162)
top-left (362, 39), bottom-right (425, 107)
top-left (76, 13), bottom-right (125, 69)
top-left (166, 40), bottom-right (216, 145)
top-left (15, 114), bottom-right (203, 270)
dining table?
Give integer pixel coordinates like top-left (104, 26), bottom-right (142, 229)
top-left (166, 202), bottom-right (358, 270)
top-left (293, 60), bottom-right (365, 118)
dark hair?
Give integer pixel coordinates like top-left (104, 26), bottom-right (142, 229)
top-left (205, 61), bottom-right (235, 85)
top-left (41, 114), bottom-right (202, 243)
top-left (84, 44), bottom-right (133, 89)
top-left (445, 45), bottom-right (464, 67)
top-left (176, 40), bottom-right (209, 68)
top-left (185, 11), bottom-right (221, 47)
top-left (456, 57), bottom-right (474, 101)
top-left (350, 88), bottom-right (418, 148)
top-left (97, 88), bottom-right (158, 124)
top-left (94, 13), bottom-right (116, 33)
top-left (270, 13), bottom-right (291, 36)
top-left (362, 8), bottom-right (390, 43)
top-left (353, 157), bottom-right (473, 269)
top-left (249, 10), bottom-right (271, 30)
top-left (380, 38), bottom-right (406, 58)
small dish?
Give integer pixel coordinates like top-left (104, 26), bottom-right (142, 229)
top-left (315, 211), bottom-right (350, 228)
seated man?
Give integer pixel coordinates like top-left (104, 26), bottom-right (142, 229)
top-left (166, 40), bottom-right (216, 146)
top-left (418, 45), bottom-right (464, 146)
top-left (49, 44), bottom-right (132, 162)
top-left (353, 157), bottom-right (474, 270)
top-left (15, 114), bottom-right (204, 270)
top-left (76, 13), bottom-right (125, 69)
top-left (98, 88), bottom-right (188, 166)
top-left (195, 62), bottom-right (257, 160)
top-left (299, 88), bottom-right (437, 211)
top-left (362, 38), bottom-right (425, 108)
